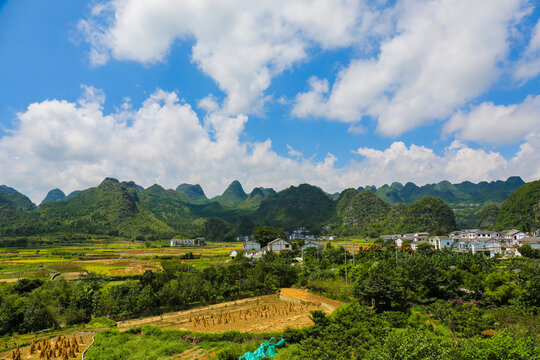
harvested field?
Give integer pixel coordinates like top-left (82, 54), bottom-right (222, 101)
top-left (0, 332), bottom-right (94, 360)
top-left (279, 288), bottom-right (344, 311)
top-left (117, 289), bottom-right (343, 333)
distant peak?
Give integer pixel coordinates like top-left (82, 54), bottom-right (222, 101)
top-left (101, 177), bottom-right (120, 184)
top-left (249, 187), bottom-right (265, 198)
top-left (176, 183), bottom-right (207, 201)
top-left (40, 188), bottom-right (66, 205)
top-left (223, 180), bottom-right (247, 197)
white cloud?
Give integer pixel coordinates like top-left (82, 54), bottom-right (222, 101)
top-left (444, 95), bottom-right (540, 144)
top-left (293, 0), bottom-right (526, 136)
top-left (514, 18), bottom-right (540, 82)
top-left (79, 0), bottom-right (386, 115)
top-left (1, 88), bottom-right (539, 204)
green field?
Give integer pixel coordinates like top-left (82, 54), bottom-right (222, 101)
top-left (0, 238), bottom-right (242, 281)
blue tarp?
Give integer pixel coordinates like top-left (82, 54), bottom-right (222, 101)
top-left (238, 337), bottom-right (285, 360)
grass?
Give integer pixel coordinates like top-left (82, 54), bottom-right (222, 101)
top-left (85, 327), bottom-right (192, 360)
top-left (84, 326), bottom-right (281, 360)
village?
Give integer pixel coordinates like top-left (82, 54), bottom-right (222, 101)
top-left (170, 227), bottom-right (540, 259)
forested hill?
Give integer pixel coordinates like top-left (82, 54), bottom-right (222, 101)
top-left (367, 176), bottom-right (525, 205)
top-left (0, 185), bottom-right (36, 211)
top-left (0, 176), bottom-right (535, 239)
top-left (494, 179), bottom-right (540, 232)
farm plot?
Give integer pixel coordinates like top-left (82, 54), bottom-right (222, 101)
top-left (117, 291), bottom-right (340, 333)
top-left (0, 332), bottom-right (94, 360)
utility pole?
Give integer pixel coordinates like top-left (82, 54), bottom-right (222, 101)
top-left (352, 242), bottom-right (355, 266)
top-left (344, 249), bottom-right (348, 284)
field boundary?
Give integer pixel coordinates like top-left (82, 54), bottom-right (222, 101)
top-left (81, 334), bottom-right (96, 360)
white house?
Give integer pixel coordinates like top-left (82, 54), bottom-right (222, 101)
top-left (476, 231), bottom-right (500, 240)
top-left (411, 240), bottom-right (430, 251)
top-left (414, 232), bottom-right (430, 241)
top-left (170, 238), bottom-right (206, 247)
top-left (301, 241), bottom-right (324, 252)
top-left (289, 227), bottom-right (311, 240)
top-left (262, 238), bottom-right (292, 253)
top-left (516, 236), bottom-right (540, 249)
top-left (461, 230), bottom-right (479, 239)
top-left (429, 236), bottom-right (454, 250)
top-left (242, 241), bottom-right (261, 251)
top-left (467, 239), bottom-right (502, 257)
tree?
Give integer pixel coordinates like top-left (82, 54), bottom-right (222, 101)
top-left (519, 244), bottom-right (539, 259)
top-left (253, 226), bottom-right (287, 247)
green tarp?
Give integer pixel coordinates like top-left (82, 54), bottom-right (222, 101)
top-left (238, 337), bottom-right (285, 360)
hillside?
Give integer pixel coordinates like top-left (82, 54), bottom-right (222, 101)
top-left (4, 178), bottom-right (173, 237)
top-left (212, 180), bottom-right (248, 207)
top-left (253, 184), bottom-right (335, 233)
top-left (494, 180), bottom-right (540, 232)
top-left (397, 196), bottom-right (457, 234)
top-left (336, 190), bottom-right (390, 235)
top-left (372, 177), bottom-right (525, 205)
top-left (40, 188), bottom-right (67, 205)
top-left (0, 185), bottom-right (36, 211)
top-left (176, 183), bottom-right (209, 203)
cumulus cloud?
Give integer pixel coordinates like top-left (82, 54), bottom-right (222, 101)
top-left (79, 0), bottom-right (388, 115)
top-left (514, 18), bottom-right (540, 82)
top-left (1, 88), bottom-right (539, 203)
top-left (293, 0), bottom-right (526, 136)
top-left (444, 95), bottom-right (540, 144)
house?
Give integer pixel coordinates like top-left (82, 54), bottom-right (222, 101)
top-left (262, 238), bottom-right (292, 253)
top-left (410, 240), bottom-right (430, 251)
top-left (229, 250), bottom-right (238, 258)
top-left (170, 238), bottom-right (206, 247)
top-left (500, 229), bottom-right (521, 240)
top-left (301, 241), bottom-right (324, 252)
top-left (453, 240), bottom-right (471, 253)
top-left (236, 235), bottom-right (253, 242)
top-left (516, 236), bottom-right (540, 249)
top-left (289, 227), bottom-right (311, 240)
top-left (243, 250), bottom-right (262, 259)
top-left (243, 241), bottom-right (261, 251)
top-left (380, 234), bottom-right (401, 241)
top-left (414, 232), bottom-right (430, 241)
top-left (429, 236), bottom-right (454, 250)
top-left (534, 229), bottom-right (540, 236)
top-left (461, 229), bottom-right (479, 239)
top-left (467, 239), bottom-right (502, 257)
top-left (476, 231), bottom-right (500, 240)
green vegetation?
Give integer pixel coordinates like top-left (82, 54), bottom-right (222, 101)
top-left (495, 179), bottom-right (540, 232)
top-left (0, 176), bottom-right (536, 241)
top-left (212, 180), bottom-right (248, 208)
top-left (374, 176), bottom-right (525, 205)
top-left (86, 327), bottom-right (191, 360)
top-left (253, 184), bottom-right (335, 233)
top-left (40, 188), bottom-right (67, 205)
top-left (175, 183), bottom-right (209, 203)
top-left (1, 239), bottom-right (539, 359)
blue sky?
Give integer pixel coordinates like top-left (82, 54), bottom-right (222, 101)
top-left (0, 0), bottom-right (539, 202)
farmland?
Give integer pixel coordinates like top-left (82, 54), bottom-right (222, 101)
top-left (117, 289), bottom-right (342, 333)
top-left (0, 239), bottom-right (242, 282)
